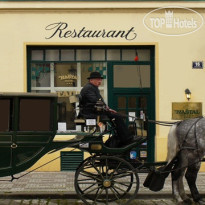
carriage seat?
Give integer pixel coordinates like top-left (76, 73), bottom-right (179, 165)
top-left (69, 94), bottom-right (110, 125)
top-left (74, 118), bottom-right (86, 125)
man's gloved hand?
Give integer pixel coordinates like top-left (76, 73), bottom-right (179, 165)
top-left (106, 107), bottom-right (117, 114)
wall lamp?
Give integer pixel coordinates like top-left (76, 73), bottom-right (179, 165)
top-left (185, 89), bottom-right (191, 101)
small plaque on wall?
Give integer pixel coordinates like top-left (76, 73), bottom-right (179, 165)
top-left (172, 102), bottom-right (202, 120)
top-left (192, 61), bottom-right (203, 69)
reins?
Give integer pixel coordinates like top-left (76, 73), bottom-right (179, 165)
top-left (147, 119), bottom-right (178, 126)
top-left (115, 110), bottom-right (179, 127)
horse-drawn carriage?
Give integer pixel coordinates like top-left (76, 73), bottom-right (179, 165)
top-left (0, 92), bottom-right (204, 205)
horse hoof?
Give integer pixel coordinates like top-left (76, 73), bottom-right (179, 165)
top-left (177, 202), bottom-right (185, 205)
top-left (176, 199), bottom-right (193, 205)
top-left (177, 201), bottom-right (188, 205)
top-left (184, 198), bottom-right (193, 205)
top-left (196, 199), bottom-right (205, 205)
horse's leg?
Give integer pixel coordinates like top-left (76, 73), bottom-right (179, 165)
top-left (172, 169), bottom-right (192, 205)
top-left (172, 174), bottom-right (183, 204)
top-left (171, 164), bottom-right (184, 204)
top-left (171, 153), bottom-right (192, 205)
top-left (178, 169), bottom-right (192, 204)
top-left (185, 162), bottom-right (205, 204)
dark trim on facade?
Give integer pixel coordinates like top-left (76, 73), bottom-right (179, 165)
top-left (1, 0), bottom-right (205, 2)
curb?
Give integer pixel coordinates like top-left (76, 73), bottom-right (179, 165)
top-left (0, 193), bottom-right (173, 199)
top-left (2, 192), bottom-right (205, 199)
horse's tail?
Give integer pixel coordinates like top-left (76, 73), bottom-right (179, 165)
top-left (166, 124), bottom-right (179, 163)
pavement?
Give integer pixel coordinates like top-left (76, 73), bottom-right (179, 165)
top-left (0, 172), bottom-right (205, 198)
top-left (0, 171), bottom-right (205, 204)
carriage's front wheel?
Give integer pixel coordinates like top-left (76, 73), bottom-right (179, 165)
top-left (74, 155), bottom-right (139, 205)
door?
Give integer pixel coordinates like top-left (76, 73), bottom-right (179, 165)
top-left (108, 62), bottom-right (155, 162)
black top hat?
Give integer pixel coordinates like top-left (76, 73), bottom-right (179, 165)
top-left (87, 72), bottom-right (103, 79)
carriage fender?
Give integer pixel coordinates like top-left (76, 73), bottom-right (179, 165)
top-left (167, 124), bottom-right (179, 163)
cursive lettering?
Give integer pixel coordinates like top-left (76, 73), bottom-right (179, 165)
top-left (45, 22), bottom-right (137, 41)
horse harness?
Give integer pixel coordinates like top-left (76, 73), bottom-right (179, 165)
top-left (178, 117), bottom-right (203, 158)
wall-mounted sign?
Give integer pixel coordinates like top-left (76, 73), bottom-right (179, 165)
top-left (192, 61), bottom-right (203, 69)
top-left (45, 22), bottom-right (137, 41)
top-left (172, 102), bottom-right (202, 120)
top-left (143, 6), bottom-right (204, 36)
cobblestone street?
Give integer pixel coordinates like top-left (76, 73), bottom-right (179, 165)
top-left (0, 172), bottom-right (205, 205)
top-left (0, 199), bottom-right (178, 205)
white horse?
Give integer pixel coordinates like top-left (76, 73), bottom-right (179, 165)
top-left (167, 117), bottom-right (205, 205)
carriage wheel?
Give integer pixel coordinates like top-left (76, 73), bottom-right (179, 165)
top-left (74, 155), bottom-right (139, 205)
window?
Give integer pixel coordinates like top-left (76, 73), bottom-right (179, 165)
top-left (31, 63), bottom-right (50, 87)
top-left (107, 49), bottom-right (120, 61)
top-left (28, 47), bottom-right (150, 131)
top-left (19, 99), bottom-right (51, 131)
top-left (0, 99), bottom-right (11, 132)
top-left (91, 49), bottom-right (105, 61)
top-left (61, 50), bottom-right (75, 61)
top-left (30, 52), bottom-right (107, 131)
top-left (45, 50), bottom-right (59, 61)
top-left (55, 63), bottom-right (77, 87)
top-left (114, 65), bottom-right (150, 88)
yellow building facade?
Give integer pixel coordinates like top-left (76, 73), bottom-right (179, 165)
top-left (0, 1), bottom-right (205, 171)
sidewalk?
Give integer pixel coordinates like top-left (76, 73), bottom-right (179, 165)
top-left (0, 172), bottom-right (205, 199)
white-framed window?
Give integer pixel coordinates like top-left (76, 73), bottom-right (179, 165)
top-left (31, 61), bottom-right (107, 131)
top-left (29, 47), bottom-right (150, 131)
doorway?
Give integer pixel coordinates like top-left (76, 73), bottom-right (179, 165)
top-left (107, 59), bottom-right (155, 162)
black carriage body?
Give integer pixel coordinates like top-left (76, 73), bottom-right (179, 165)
top-left (0, 92), bottom-right (58, 177)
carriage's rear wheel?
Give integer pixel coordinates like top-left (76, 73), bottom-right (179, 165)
top-left (74, 155), bottom-right (139, 205)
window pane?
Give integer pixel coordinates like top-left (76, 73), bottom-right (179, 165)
top-left (55, 63), bottom-right (77, 87)
top-left (128, 96), bottom-right (137, 108)
top-left (0, 99), bottom-right (10, 131)
top-left (57, 92), bottom-right (75, 130)
top-left (76, 49), bottom-right (90, 61)
top-left (107, 49), bottom-right (120, 61)
top-left (45, 50), bottom-right (59, 61)
top-left (19, 99), bottom-right (51, 131)
top-left (137, 49), bottom-right (150, 61)
top-left (81, 62), bottom-right (105, 87)
top-left (122, 49), bottom-right (136, 61)
top-left (61, 50), bottom-right (75, 61)
top-left (91, 49), bottom-right (105, 61)
top-left (114, 65), bottom-right (150, 88)
top-left (139, 96), bottom-right (147, 109)
top-left (122, 49), bottom-right (150, 61)
top-left (31, 63), bottom-right (50, 87)
top-left (118, 96), bottom-right (126, 108)
top-left (31, 50), bottom-right (43, 61)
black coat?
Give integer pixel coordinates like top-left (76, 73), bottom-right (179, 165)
top-left (79, 83), bottom-right (131, 142)
top-left (79, 83), bottom-right (105, 118)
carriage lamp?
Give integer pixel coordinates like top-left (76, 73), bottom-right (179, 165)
top-left (185, 89), bottom-right (191, 101)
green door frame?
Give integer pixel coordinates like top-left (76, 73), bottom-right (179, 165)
top-left (107, 59), bottom-right (155, 162)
